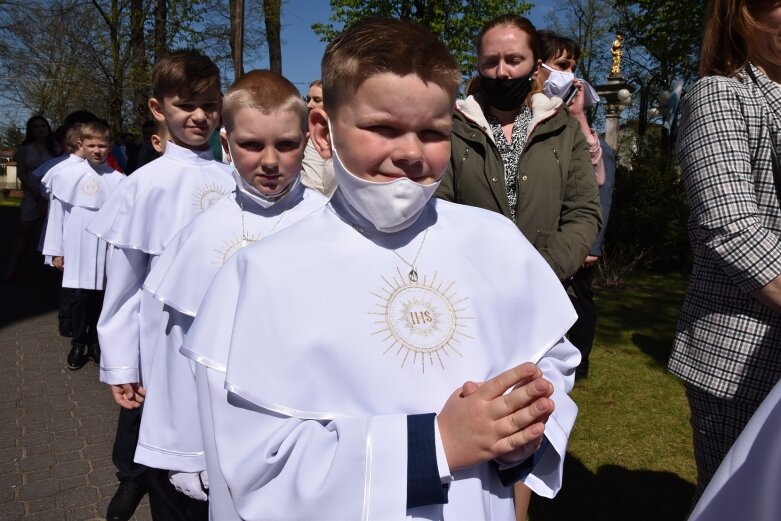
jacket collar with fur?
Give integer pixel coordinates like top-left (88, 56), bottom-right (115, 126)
top-left (455, 92), bottom-right (565, 144)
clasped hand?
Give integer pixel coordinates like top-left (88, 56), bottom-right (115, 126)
top-left (437, 362), bottom-right (554, 471)
top-left (111, 383), bottom-right (146, 409)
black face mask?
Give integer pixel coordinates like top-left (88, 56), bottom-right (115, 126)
top-left (479, 74), bottom-right (534, 111)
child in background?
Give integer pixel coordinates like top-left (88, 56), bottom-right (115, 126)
top-left (184, 17), bottom-right (580, 520)
top-left (42, 119), bottom-right (124, 370)
top-left (136, 69), bottom-right (328, 518)
top-left (87, 49), bottom-right (234, 521)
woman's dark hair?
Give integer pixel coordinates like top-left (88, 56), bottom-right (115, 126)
top-left (20, 115), bottom-right (56, 155)
top-left (537, 30), bottom-right (581, 64)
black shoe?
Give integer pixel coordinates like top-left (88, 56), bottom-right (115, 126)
top-left (66, 345), bottom-right (88, 370)
top-left (87, 344), bottom-right (101, 366)
top-left (106, 481), bottom-right (147, 521)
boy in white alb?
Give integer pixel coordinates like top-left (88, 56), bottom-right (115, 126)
top-left (42, 120), bottom-right (124, 370)
top-left (183, 18), bottom-right (581, 520)
top-left (135, 70), bottom-right (328, 516)
top-left (39, 124), bottom-right (87, 199)
top-left (86, 50), bottom-right (234, 520)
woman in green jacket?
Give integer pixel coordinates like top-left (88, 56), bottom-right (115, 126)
top-left (436, 14), bottom-right (601, 282)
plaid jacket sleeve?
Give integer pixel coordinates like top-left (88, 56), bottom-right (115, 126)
top-left (677, 75), bottom-right (781, 293)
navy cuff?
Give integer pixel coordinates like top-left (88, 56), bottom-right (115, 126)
top-left (495, 436), bottom-right (551, 486)
top-left (407, 413), bottom-right (449, 508)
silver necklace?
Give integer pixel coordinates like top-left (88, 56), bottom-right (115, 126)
top-left (239, 200), bottom-right (286, 247)
top-left (391, 226), bottom-right (429, 283)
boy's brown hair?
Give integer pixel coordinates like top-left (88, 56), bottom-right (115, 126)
top-left (151, 49), bottom-right (221, 100)
top-left (321, 17), bottom-right (461, 112)
top-left (222, 69), bottom-right (307, 133)
top-left (64, 123), bottom-right (83, 148)
top-left (80, 120), bottom-right (111, 142)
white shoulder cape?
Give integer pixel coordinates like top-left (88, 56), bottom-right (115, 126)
top-left (185, 197), bottom-right (576, 418)
top-left (49, 162), bottom-right (125, 209)
top-left (86, 141), bottom-right (235, 254)
top-left (143, 181), bottom-right (327, 316)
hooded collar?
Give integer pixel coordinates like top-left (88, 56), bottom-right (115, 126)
top-left (455, 92), bottom-right (564, 143)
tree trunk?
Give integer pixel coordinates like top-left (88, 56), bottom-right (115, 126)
top-left (230, 0), bottom-right (245, 79)
top-left (154, 0), bottom-right (168, 63)
top-left (130, 0), bottom-right (148, 131)
top-left (263, 0), bottom-right (281, 74)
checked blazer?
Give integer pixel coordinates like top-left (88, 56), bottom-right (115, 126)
top-left (670, 63), bottom-right (781, 405)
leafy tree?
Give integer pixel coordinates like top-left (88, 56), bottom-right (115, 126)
top-left (613, 0), bottom-right (705, 90)
top-left (0, 124), bottom-right (24, 151)
top-left (312, 0), bottom-right (533, 77)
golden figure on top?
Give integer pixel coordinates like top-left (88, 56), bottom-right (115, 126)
top-left (611, 33), bottom-right (623, 77)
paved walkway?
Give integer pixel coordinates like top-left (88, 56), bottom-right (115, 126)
top-left (0, 310), bottom-right (151, 521)
top-left (1, 206), bottom-right (150, 520)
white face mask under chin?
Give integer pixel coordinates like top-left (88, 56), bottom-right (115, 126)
top-left (227, 142), bottom-right (298, 209)
top-left (328, 123), bottom-right (440, 233)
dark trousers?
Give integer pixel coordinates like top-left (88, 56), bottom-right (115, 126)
top-left (58, 286), bottom-right (73, 333)
top-left (70, 289), bottom-right (103, 348)
top-left (148, 468), bottom-right (209, 521)
top-left (113, 408), bottom-right (208, 520)
top-left (113, 407), bottom-right (148, 483)
top-left (566, 265), bottom-right (597, 379)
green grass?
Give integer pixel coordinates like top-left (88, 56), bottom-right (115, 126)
top-left (0, 197), bottom-right (21, 207)
top-left (530, 271), bottom-right (695, 521)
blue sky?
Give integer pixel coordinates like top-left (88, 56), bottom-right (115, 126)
top-left (262, 0), bottom-right (559, 95)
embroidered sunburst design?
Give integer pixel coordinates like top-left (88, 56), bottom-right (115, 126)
top-left (194, 183), bottom-right (228, 212)
top-left (80, 176), bottom-right (99, 195)
top-left (369, 268), bottom-right (473, 373)
top-left (214, 231), bottom-right (263, 267)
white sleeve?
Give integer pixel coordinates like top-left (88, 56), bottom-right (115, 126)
top-left (42, 197), bottom-right (66, 258)
top-left (522, 336), bottom-right (580, 498)
top-left (136, 306), bottom-right (205, 472)
top-left (98, 247), bottom-right (149, 385)
top-left (201, 366), bottom-right (409, 521)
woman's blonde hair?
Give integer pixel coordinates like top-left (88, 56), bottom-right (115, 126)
top-left (700, 0), bottom-right (777, 76)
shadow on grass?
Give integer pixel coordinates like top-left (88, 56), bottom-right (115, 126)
top-left (0, 205), bottom-right (60, 329)
top-left (530, 453), bottom-right (695, 521)
top-left (592, 272), bottom-right (689, 371)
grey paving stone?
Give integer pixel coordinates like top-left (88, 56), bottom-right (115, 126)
top-left (24, 510), bottom-right (67, 521)
top-left (51, 460), bottom-right (90, 480)
top-left (17, 478), bottom-right (60, 500)
top-left (17, 453), bottom-right (57, 472)
top-left (87, 467), bottom-right (117, 487)
top-left (0, 446), bottom-right (22, 463)
top-left (49, 436), bottom-right (86, 453)
top-left (0, 470), bottom-right (22, 489)
top-left (55, 451), bottom-right (81, 464)
top-left (59, 475), bottom-right (88, 491)
top-left (25, 444), bottom-right (53, 457)
top-left (19, 431), bottom-right (55, 448)
top-left (27, 496), bottom-right (58, 512)
top-left (0, 501), bottom-right (25, 521)
top-left (65, 506), bottom-right (97, 521)
top-left (26, 468), bottom-right (53, 483)
top-left (55, 485), bottom-right (98, 509)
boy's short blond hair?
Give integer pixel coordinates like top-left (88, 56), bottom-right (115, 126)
top-left (222, 69), bottom-right (307, 133)
top-left (65, 123), bottom-right (83, 148)
top-left (321, 17), bottom-right (461, 112)
top-left (151, 49), bottom-right (221, 101)
top-left (80, 120), bottom-right (111, 142)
